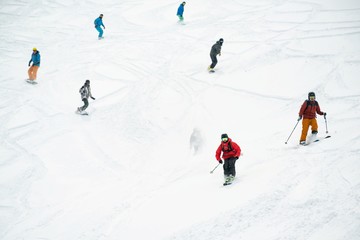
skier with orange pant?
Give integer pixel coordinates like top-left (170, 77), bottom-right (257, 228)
top-left (298, 92), bottom-right (326, 145)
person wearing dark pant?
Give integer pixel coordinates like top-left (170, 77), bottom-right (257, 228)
top-left (208, 38), bottom-right (223, 71)
top-left (215, 133), bottom-right (241, 183)
top-left (80, 98), bottom-right (89, 112)
top-left (210, 54), bottom-right (218, 69)
top-left (223, 157), bottom-right (237, 177)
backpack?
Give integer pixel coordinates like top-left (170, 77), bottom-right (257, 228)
top-left (304, 100), bottom-right (318, 113)
top-left (79, 86), bottom-right (86, 94)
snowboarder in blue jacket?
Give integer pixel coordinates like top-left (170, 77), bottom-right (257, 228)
top-left (28, 47), bottom-right (41, 82)
top-left (177, 2), bottom-right (186, 21)
top-left (94, 14), bottom-right (105, 40)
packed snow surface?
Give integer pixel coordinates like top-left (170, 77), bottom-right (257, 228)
top-left (0, 0), bottom-right (359, 239)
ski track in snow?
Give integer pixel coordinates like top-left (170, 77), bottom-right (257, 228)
top-left (1, 0), bottom-right (360, 240)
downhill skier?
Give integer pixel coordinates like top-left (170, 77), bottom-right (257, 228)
top-left (215, 133), bottom-right (241, 185)
top-left (298, 92), bottom-right (326, 145)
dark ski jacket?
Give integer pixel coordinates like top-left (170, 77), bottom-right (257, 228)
top-left (29, 51), bottom-right (40, 66)
top-left (215, 138), bottom-right (241, 161)
top-left (210, 41), bottom-right (222, 56)
top-left (299, 100), bottom-right (324, 119)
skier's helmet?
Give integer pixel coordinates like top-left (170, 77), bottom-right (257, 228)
top-left (219, 38), bottom-right (224, 43)
top-left (221, 133), bottom-right (229, 142)
top-left (85, 80), bottom-right (90, 85)
top-left (221, 133), bottom-right (228, 139)
top-left (33, 47), bottom-right (37, 51)
top-left (308, 92), bottom-right (316, 100)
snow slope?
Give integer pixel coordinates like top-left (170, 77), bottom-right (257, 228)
top-left (0, 0), bottom-right (360, 239)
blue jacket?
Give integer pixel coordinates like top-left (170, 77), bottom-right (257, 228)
top-left (94, 17), bottom-right (105, 28)
top-left (29, 51), bottom-right (40, 66)
top-left (177, 4), bottom-right (184, 16)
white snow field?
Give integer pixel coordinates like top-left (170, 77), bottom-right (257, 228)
top-left (1, 0), bottom-right (360, 239)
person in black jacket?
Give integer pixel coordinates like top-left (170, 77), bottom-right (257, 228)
top-left (208, 38), bottom-right (223, 72)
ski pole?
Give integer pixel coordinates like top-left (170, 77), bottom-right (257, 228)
top-left (324, 114), bottom-right (329, 134)
top-left (285, 119), bottom-right (301, 144)
top-left (210, 163), bottom-right (220, 174)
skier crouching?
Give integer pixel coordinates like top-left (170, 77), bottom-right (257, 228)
top-left (215, 133), bottom-right (241, 184)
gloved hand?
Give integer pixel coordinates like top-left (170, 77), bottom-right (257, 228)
top-left (323, 112), bottom-right (327, 116)
top-left (219, 160), bottom-right (223, 164)
top-left (234, 156), bottom-right (239, 160)
top-left (91, 97), bottom-right (95, 100)
top-left (298, 116), bottom-right (302, 121)
top-left (28, 63), bottom-right (31, 67)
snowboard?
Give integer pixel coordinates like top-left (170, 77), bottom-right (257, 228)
top-left (207, 66), bottom-right (215, 73)
top-left (25, 79), bottom-right (38, 84)
top-left (75, 109), bottom-right (88, 115)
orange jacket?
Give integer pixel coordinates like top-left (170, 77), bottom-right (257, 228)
top-left (215, 138), bottom-right (241, 161)
top-left (299, 100), bottom-right (324, 119)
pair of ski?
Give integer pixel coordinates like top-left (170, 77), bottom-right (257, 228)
top-left (302, 135), bottom-right (331, 146)
top-left (223, 176), bottom-right (235, 186)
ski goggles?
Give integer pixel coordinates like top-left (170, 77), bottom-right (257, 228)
top-left (309, 96), bottom-right (315, 100)
top-left (222, 137), bottom-right (228, 142)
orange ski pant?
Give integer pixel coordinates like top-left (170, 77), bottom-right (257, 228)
top-left (300, 118), bottom-right (318, 142)
top-left (28, 65), bottom-right (39, 80)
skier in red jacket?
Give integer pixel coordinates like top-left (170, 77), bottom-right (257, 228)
top-left (298, 92), bottom-right (326, 145)
top-left (215, 133), bottom-right (241, 184)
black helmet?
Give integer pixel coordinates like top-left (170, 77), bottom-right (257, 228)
top-left (221, 133), bottom-right (228, 139)
top-left (85, 79), bottom-right (90, 85)
top-left (219, 38), bottom-right (224, 43)
top-left (308, 92), bottom-right (315, 100)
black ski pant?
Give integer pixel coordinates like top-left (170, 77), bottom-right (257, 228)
top-left (210, 53), bottom-right (218, 69)
top-left (80, 98), bottom-right (89, 111)
top-left (223, 157), bottom-right (237, 177)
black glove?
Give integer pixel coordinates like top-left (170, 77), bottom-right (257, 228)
top-left (323, 112), bottom-right (327, 116)
top-left (234, 157), bottom-right (239, 160)
top-left (91, 97), bottom-right (95, 100)
top-left (298, 116), bottom-right (302, 121)
top-left (219, 160), bottom-right (223, 164)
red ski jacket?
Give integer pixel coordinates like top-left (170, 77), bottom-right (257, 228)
top-left (215, 138), bottom-right (241, 161)
top-left (299, 100), bottom-right (324, 119)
